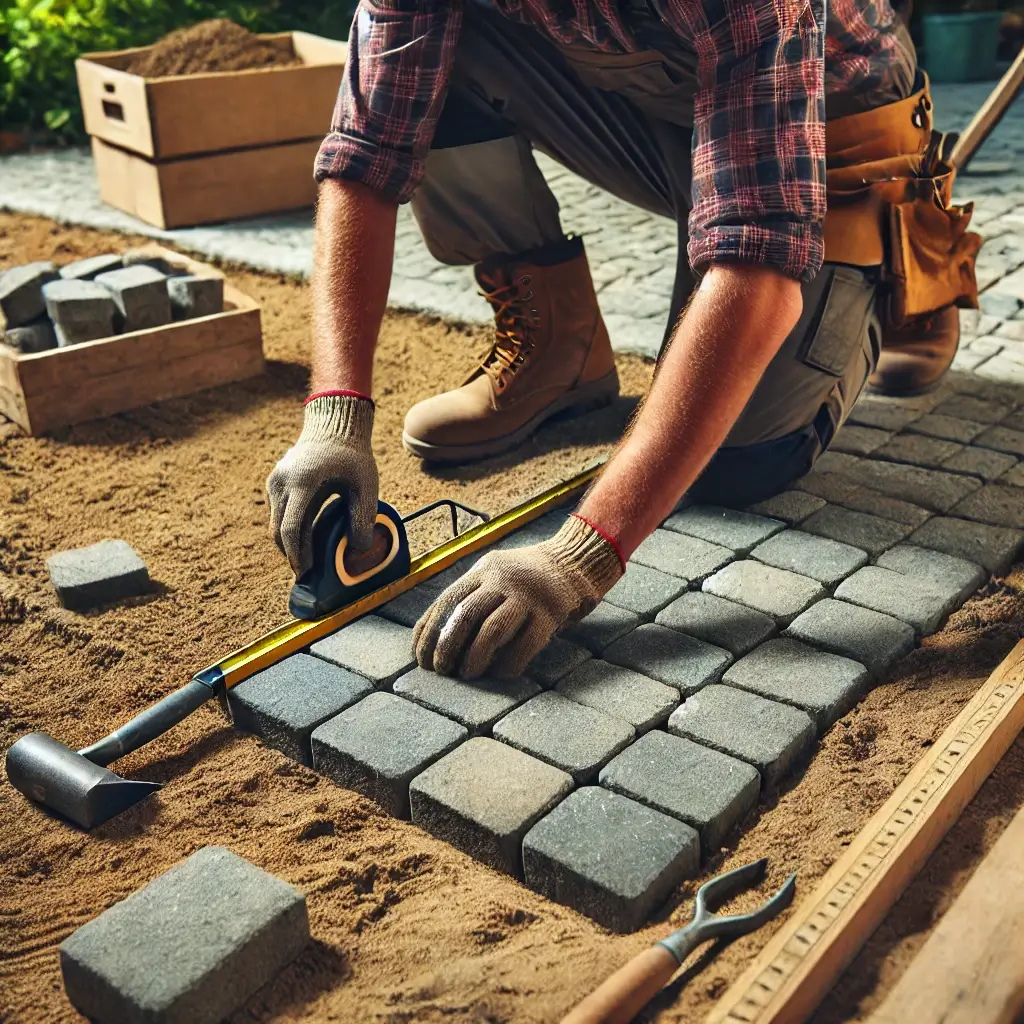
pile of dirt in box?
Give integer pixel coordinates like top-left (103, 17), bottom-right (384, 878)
top-left (125, 19), bottom-right (299, 78)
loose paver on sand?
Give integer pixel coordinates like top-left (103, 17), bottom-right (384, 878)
top-left (46, 539), bottom-right (150, 611)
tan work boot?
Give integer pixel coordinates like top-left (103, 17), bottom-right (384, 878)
top-left (402, 236), bottom-right (619, 463)
top-left (867, 305), bottom-right (961, 397)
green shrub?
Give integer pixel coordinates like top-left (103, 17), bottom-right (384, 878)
top-left (0, 0), bottom-right (357, 142)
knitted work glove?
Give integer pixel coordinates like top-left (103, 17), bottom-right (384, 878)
top-left (414, 515), bottom-right (624, 680)
top-left (267, 393), bottom-right (379, 577)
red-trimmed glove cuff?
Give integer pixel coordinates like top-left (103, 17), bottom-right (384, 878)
top-left (571, 513), bottom-right (627, 574)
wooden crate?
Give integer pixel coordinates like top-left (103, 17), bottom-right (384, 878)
top-left (0, 248), bottom-right (264, 435)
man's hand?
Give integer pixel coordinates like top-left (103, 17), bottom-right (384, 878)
top-left (267, 394), bottom-right (379, 577)
top-left (414, 516), bottom-right (623, 679)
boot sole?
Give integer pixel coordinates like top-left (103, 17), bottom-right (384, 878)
top-left (402, 371), bottom-right (620, 465)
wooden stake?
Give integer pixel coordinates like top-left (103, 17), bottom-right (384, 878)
top-left (951, 48), bottom-right (1024, 173)
top-left (706, 640), bottom-right (1024, 1024)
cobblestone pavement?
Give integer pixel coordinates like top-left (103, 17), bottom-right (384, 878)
top-left (2, 82), bottom-right (1023, 359)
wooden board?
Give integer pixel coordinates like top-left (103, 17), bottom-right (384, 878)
top-left (951, 47), bottom-right (1024, 174)
top-left (867, 801), bottom-right (1024, 1024)
top-left (706, 640), bottom-right (1024, 1024)
top-left (0, 247), bottom-right (264, 435)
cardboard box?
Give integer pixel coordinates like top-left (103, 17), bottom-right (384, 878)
top-left (0, 248), bottom-right (264, 436)
top-left (76, 31), bottom-right (347, 160)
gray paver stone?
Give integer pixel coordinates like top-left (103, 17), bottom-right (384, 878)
top-left (663, 505), bottom-right (784, 555)
top-left (949, 483), bottom-right (1024, 530)
top-left (847, 401), bottom-right (922, 431)
top-left (630, 528), bottom-right (733, 581)
top-left (96, 265), bottom-right (172, 332)
top-left (942, 446), bottom-right (1018, 481)
top-left (492, 690), bottom-right (635, 783)
top-left (702, 560), bottom-right (825, 625)
top-left (377, 585), bottom-right (436, 628)
top-left (42, 278), bottom-right (116, 344)
top-left (562, 601), bottom-right (640, 654)
top-left (722, 638), bottom-right (868, 733)
top-left (599, 731), bottom-right (760, 853)
top-left (0, 260), bottom-right (58, 327)
top-left (393, 667), bottom-right (540, 733)
top-left (750, 529), bottom-right (868, 587)
top-left (795, 469), bottom-right (860, 503)
top-left (834, 565), bottom-right (958, 635)
top-left (46, 539), bottom-right (149, 610)
top-left (603, 623), bottom-right (730, 695)
top-left (311, 692), bottom-right (466, 818)
top-left (3, 318), bottom-right (57, 353)
top-left (831, 424), bottom-right (893, 455)
top-left (526, 636), bottom-right (592, 686)
top-left (309, 615), bottom-right (414, 685)
top-left (59, 254), bottom-right (123, 281)
top-left (908, 516), bottom-right (1024, 575)
top-left (933, 394), bottom-right (1012, 423)
top-left (604, 561), bottom-right (689, 619)
top-left (654, 591), bottom-right (776, 656)
top-left (834, 457), bottom-right (981, 513)
top-left (556, 659), bottom-right (679, 732)
top-left (875, 544), bottom-right (986, 604)
top-left (1002, 461), bottom-right (1024, 488)
top-left (409, 736), bottom-right (573, 876)
top-left (60, 846), bottom-right (308, 1024)
top-left (122, 250), bottom-right (182, 275)
top-left (840, 487), bottom-right (932, 527)
top-left (167, 274), bottom-right (224, 320)
top-left (745, 490), bottom-right (827, 525)
top-left (874, 434), bottom-right (963, 469)
top-left (784, 598), bottom-right (915, 679)
top-left (522, 787), bottom-right (699, 932)
top-left (908, 413), bottom-right (985, 443)
top-left (667, 684), bottom-right (814, 786)
top-left (228, 653), bottom-right (373, 766)
top-left (801, 505), bottom-right (912, 557)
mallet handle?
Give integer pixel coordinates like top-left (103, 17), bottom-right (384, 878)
top-left (560, 945), bottom-right (679, 1024)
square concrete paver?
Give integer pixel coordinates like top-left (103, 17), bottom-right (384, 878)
top-left (604, 562), bottom-right (689, 620)
top-left (492, 691), bottom-right (635, 783)
top-left (603, 623), bottom-right (730, 695)
top-left (562, 602), bottom-right (640, 654)
top-left (875, 544), bottom-right (986, 605)
top-left (630, 529), bottom-right (733, 582)
top-left (801, 505), bottom-right (912, 558)
top-left (746, 490), bottom-right (827, 525)
top-left (228, 653), bottom-right (373, 766)
top-left (655, 591), bottom-right (777, 657)
top-left (663, 505), bottom-right (784, 555)
top-left (750, 530), bottom-right (868, 587)
top-left (840, 487), bottom-right (932, 528)
top-left (377, 586), bottom-right (437, 628)
top-left (874, 434), bottom-right (964, 469)
top-left (556, 659), bottom-right (679, 733)
top-left (599, 731), bottom-right (760, 853)
top-left (722, 638), bottom-right (868, 733)
top-left (393, 667), bottom-right (540, 734)
top-left (702, 560), bottom-right (825, 625)
top-left (907, 516), bottom-right (1024, 575)
top-left (526, 637), bottom-right (592, 687)
top-left (46, 539), bottom-right (150, 611)
top-left (667, 684), bottom-right (814, 786)
top-left (309, 616), bottom-right (415, 686)
top-left (311, 692), bottom-right (467, 818)
top-left (834, 565), bottom-right (959, 635)
top-left (409, 737), bottom-right (573, 877)
top-left (908, 413), bottom-right (985, 444)
top-left (949, 483), bottom-right (1024, 530)
top-left (522, 787), bottom-right (699, 932)
top-left (784, 598), bottom-right (915, 679)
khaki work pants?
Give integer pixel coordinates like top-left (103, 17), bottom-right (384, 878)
top-left (410, 1), bottom-right (914, 506)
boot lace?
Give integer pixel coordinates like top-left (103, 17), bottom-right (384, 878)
top-left (479, 275), bottom-right (540, 393)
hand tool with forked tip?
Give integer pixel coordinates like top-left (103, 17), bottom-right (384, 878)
top-left (561, 858), bottom-right (797, 1024)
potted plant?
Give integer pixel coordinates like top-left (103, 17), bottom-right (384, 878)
top-left (918, 0), bottom-right (1005, 82)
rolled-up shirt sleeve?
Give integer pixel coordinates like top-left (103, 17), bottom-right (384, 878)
top-left (671, 0), bottom-right (827, 283)
top-left (314, 0), bottom-right (462, 202)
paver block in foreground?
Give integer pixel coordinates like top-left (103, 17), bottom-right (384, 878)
top-left (604, 623), bottom-right (730, 696)
top-left (96, 265), bottom-right (172, 332)
top-left (722, 638), bottom-right (868, 733)
top-left (667, 684), bottom-right (814, 786)
top-left (556, 659), bottom-right (678, 732)
top-left (42, 278), bottom-right (117, 345)
top-left (526, 636), bottom-right (592, 687)
top-left (604, 561), bottom-right (688, 619)
top-left (654, 591), bottom-right (776, 657)
top-left (750, 530), bottom-right (867, 587)
top-left (746, 490), bottom-right (826, 525)
top-left (562, 601), bottom-right (639, 654)
top-left (663, 505), bottom-right (784, 555)
top-left (47, 539), bottom-right (149, 610)
top-left (599, 731), bottom-right (759, 853)
top-left (393, 667), bottom-right (540, 734)
top-left (311, 692), bottom-right (466, 818)
top-left (522, 787), bottom-right (699, 932)
top-left (0, 260), bottom-right (58, 327)
top-left (59, 254), bottom-right (123, 281)
top-left (60, 846), bottom-right (308, 1024)
top-left (631, 529), bottom-right (733, 582)
top-left (309, 615), bottom-right (415, 685)
top-left (228, 653), bottom-right (372, 766)
top-left (167, 274), bottom-right (224, 320)
top-left (834, 565), bottom-right (958, 635)
top-left (492, 691), bottom-right (635, 783)
top-left (410, 737), bottom-right (573, 876)
top-left (702, 560), bottom-right (824, 625)
top-left (784, 598), bottom-right (915, 679)
top-left (875, 544), bottom-right (986, 605)
top-left (907, 516), bottom-right (1024, 575)
top-left (801, 505), bottom-right (912, 557)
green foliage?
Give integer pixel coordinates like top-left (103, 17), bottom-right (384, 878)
top-left (0, 0), bottom-right (357, 142)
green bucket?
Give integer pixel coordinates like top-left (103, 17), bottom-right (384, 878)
top-left (922, 11), bottom-right (1002, 83)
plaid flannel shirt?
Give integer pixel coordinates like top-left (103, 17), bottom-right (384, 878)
top-left (315, 0), bottom-right (913, 283)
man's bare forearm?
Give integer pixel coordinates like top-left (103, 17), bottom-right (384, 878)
top-left (577, 264), bottom-right (803, 557)
top-left (310, 179), bottom-right (399, 395)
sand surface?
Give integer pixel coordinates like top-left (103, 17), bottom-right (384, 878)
top-left (1, 212), bottom-right (1022, 1024)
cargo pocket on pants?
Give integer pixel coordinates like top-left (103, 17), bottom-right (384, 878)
top-left (800, 265), bottom-right (877, 376)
